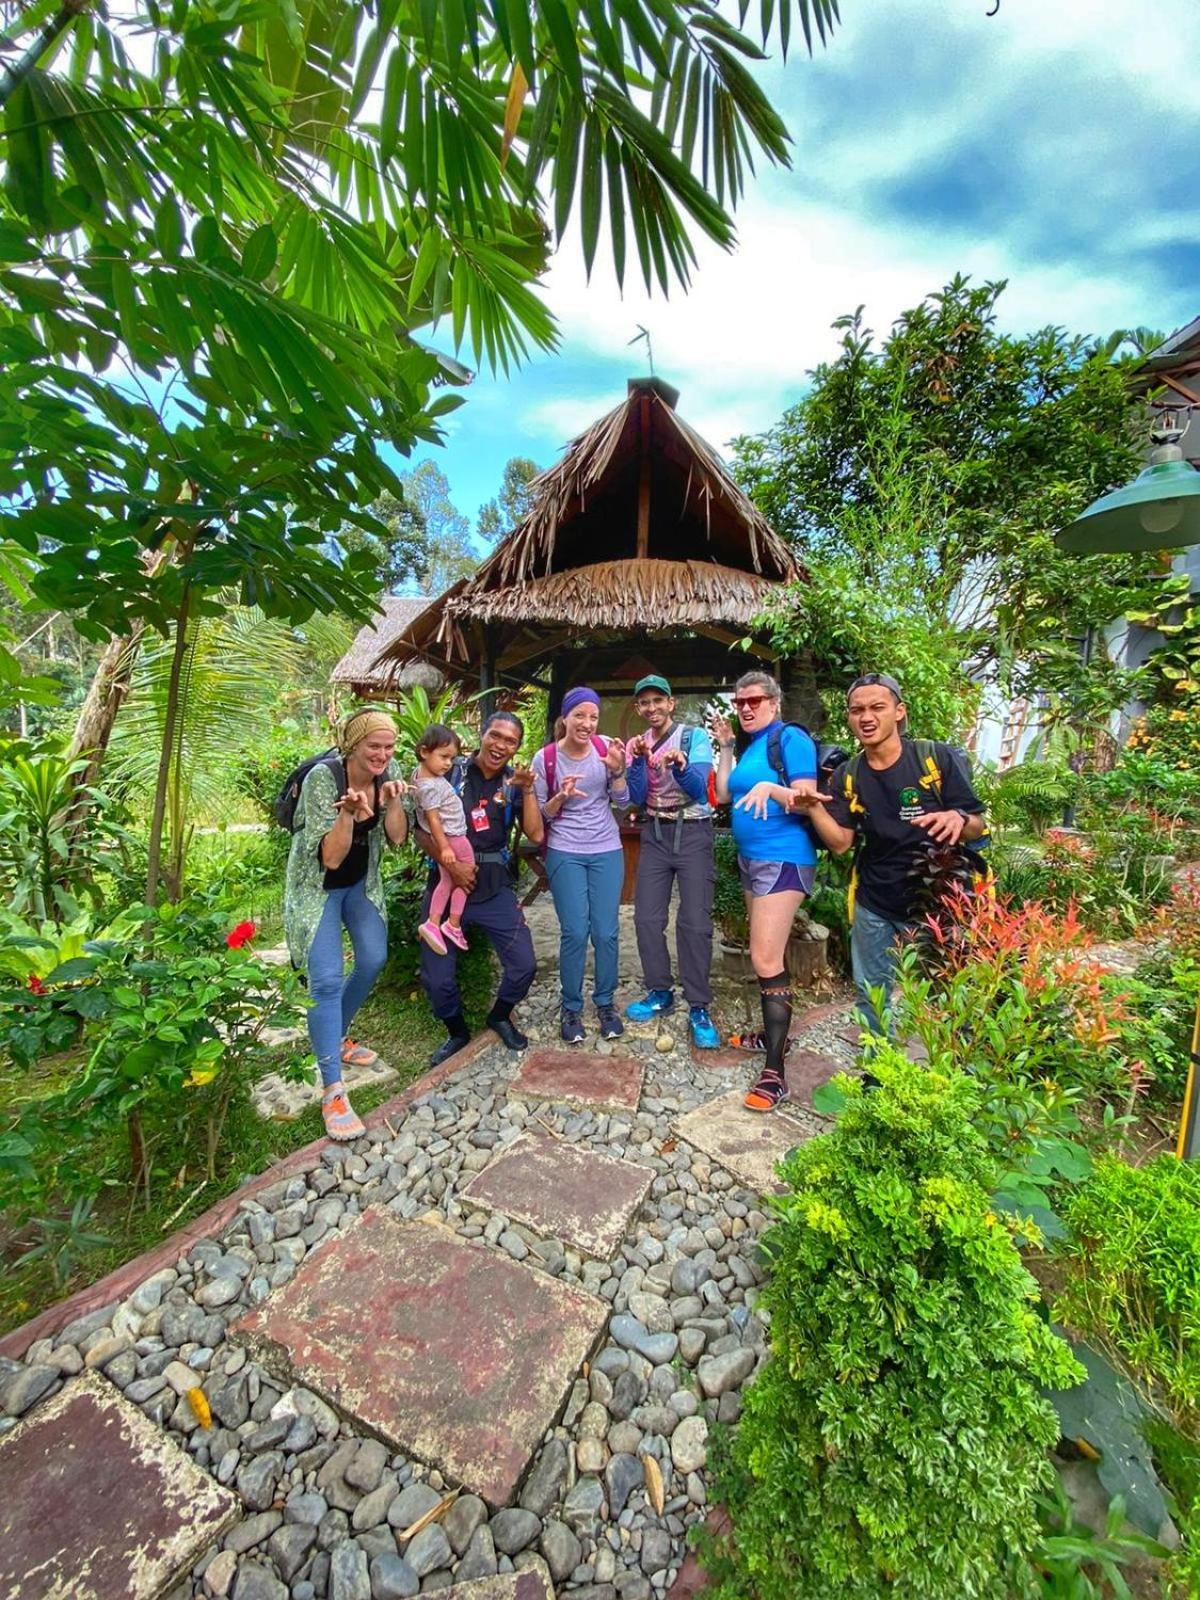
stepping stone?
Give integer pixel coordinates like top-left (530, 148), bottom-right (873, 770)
top-left (441, 1576), bottom-right (554, 1600)
top-left (785, 1048), bottom-right (843, 1104)
top-left (462, 1130), bottom-right (654, 1259)
top-left (251, 1055), bottom-right (397, 1122)
top-left (673, 1089), bottom-right (824, 1194)
top-left (0, 1371), bottom-right (238, 1600)
top-left (234, 1211), bottom-right (607, 1507)
top-left (509, 1047), bottom-right (644, 1113)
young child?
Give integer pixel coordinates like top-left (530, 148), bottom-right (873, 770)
top-left (412, 724), bottom-right (473, 957)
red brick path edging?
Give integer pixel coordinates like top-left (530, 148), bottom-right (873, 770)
top-left (0, 1030), bottom-right (498, 1362)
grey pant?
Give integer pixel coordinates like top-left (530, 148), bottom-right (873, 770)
top-left (634, 818), bottom-right (714, 1006)
top-left (850, 901), bottom-right (915, 1035)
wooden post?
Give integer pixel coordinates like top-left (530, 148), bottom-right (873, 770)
top-left (480, 626), bottom-right (498, 719)
top-left (636, 393), bottom-right (651, 559)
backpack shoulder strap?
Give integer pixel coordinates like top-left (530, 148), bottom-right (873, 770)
top-left (914, 738), bottom-right (944, 804)
top-left (679, 725), bottom-right (694, 759)
top-left (767, 722), bottom-right (812, 785)
top-left (841, 751), bottom-right (867, 816)
top-left (766, 725), bottom-right (787, 785)
top-left (542, 741), bottom-right (558, 797)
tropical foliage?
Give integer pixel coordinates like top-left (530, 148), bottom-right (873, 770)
top-left (706, 1053), bottom-right (1083, 1600)
top-left (736, 277), bottom-right (1167, 737)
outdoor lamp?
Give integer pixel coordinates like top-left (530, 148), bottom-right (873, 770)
top-left (1055, 406), bottom-right (1200, 1158)
top-left (1058, 410), bottom-right (1200, 553)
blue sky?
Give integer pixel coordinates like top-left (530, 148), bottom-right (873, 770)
top-left (407, 0), bottom-right (1200, 537)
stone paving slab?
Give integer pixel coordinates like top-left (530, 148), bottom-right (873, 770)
top-left (0, 1370), bottom-right (238, 1600)
top-left (784, 1048), bottom-right (843, 1104)
top-left (462, 1130), bottom-right (655, 1259)
top-left (441, 1575), bottom-right (554, 1600)
top-left (509, 1047), bottom-right (644, 1113)
top-left (251, 1053), bottom-right (398, 1122)
top-left (233, 1210), bottom-right (608, 1507)
top-left (673, 1089), bottom-right (823, 1194)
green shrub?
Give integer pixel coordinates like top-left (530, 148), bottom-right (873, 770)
top-left (712, 831), bottom-right (746, 944)
top-left (1057, 1155), bottom-right (1200, 1430)
top-left (705, 1052), bottom-right (1083, 1600)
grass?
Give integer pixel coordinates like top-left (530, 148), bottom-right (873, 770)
top-left (0, 934), bottom-right (494, 1339)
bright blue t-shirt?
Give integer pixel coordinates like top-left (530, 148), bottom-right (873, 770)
top-left (728, 721), bottom-right (818, 865)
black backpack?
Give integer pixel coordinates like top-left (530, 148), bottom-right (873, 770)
top-left (273, 750), bottom-right (380, 832)
top-left (762, 723), bottom-right (848, 845)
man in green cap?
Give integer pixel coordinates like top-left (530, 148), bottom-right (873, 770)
top-left (624, 674), bottom-right (720, 1048)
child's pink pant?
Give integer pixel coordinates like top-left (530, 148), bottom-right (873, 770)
top-left (429, 834), bottom-right (475, 923)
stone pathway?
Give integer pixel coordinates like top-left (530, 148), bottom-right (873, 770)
top-left (0, 976), bottom-right (857, 1600)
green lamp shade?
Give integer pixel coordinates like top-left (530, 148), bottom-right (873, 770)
top-left (1057, 457), bottom-right (1200, 553)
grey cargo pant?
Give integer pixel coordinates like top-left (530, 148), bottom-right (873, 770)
top-left (634, 816), bottom-right (715, 1007)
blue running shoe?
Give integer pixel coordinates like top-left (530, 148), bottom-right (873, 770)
top-left (689, 1006), bottom-right (720, 1049)
top-left (626, 989), bottom-right (675, 1023)
top-left (597, 1004), bottom-right (625, 1040)
top-left (561, 1009), bottom-right (585, 1045)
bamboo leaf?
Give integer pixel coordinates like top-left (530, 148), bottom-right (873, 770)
top-left (540, 0), bottom-right (584, 96)
top-left (579, 113), bottom-right (602, 277)
top-left (380, 45), bottom-right (406, 167)
top-left (241, 223), bottom-right (277, 282)
top-left (552, 91), bottom-right (581, 242)
top-left (504, 0), bottom-right (537, 82)
top-left (604, 129), bottom-right (625, 288)
top-left (154, 193), bottom-right (185, 259)
top-left (523, 71), bottom-right (559, 194)
top-left (501, 62), bottom-right (528, 166)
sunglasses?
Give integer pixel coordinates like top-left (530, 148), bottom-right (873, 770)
top-left (732, 694), bottom-right (772, 711)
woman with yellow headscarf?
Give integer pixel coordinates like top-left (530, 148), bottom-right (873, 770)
top-left (284, 709), bottom-right (409, 1140)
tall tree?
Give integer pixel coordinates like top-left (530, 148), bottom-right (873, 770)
top-left (735, 277), bottom-right (1166, 734)
top-left (401, 461), bottom-right (478, 594)
top-left (0, 0), bottom-right (840, 896)
top-left (335, 491), bottom-right (430, 594)
top-left (478, 456), bottom-right (542, 542)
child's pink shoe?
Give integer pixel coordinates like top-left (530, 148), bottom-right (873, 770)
top-left (418, 919), bottom-right (448, 956)
top-left (441, 921), bottom-right (469, 952)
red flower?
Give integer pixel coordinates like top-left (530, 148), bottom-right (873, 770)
top-left (27, 973), bottom-right (45, 995)
top-left (225, 921), bottom-right (257, 949)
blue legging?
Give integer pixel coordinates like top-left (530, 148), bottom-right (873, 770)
top-left (306, 880), bottom-right (388, 1086)
top-left (545, 847), bottom-right (624, 1013)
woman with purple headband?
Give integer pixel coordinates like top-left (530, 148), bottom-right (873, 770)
top-left (532, 687), bottom-right (630, 1044)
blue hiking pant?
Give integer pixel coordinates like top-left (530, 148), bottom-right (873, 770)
top-left (850, 900), bottom-right (915, 1036)
top-left (306, 880), bottom-right (388, 1086)
top-left (545, 847), bottom-right (624, 1013)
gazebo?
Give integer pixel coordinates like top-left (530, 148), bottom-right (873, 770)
top-left (371, 377), bottom-right (812, 738)
top-left (330, 596), bottom-right (440, 701)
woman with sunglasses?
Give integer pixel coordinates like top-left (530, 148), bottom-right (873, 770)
top-left (712, 670), bottom-right (818, 1111)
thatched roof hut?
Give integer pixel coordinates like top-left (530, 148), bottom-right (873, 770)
top-left (331, 596), bottom-right (436, 699)
top-left (371, 378), bottom-right (811, 726)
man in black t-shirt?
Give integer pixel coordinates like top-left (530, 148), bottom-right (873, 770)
top-left (789, 674), bottom-right (987, 1036)
top-left (415, 712), bottom-right (544, 1064)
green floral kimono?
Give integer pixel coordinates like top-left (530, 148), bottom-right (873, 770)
top-left (283, 757), bottom-right (403, 969)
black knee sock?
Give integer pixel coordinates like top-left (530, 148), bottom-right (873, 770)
top-left (486, 999), bottom-right (513, 1025)
top-left (759, 972), bottom-right (792, 1075)
top-left (445, 1010), bottom-right (468, 1040)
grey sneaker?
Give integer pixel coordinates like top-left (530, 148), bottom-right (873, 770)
top-left (561, 1009), bottom-right (585, 1045)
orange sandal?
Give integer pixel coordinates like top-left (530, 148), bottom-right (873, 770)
top-left (744, 1068), bottom-right (789, 1113)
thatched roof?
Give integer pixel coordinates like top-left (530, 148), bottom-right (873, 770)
top-left (452, 558), bottom-right (775, 629)
top-left (331, 596), bottom-right (430, 688)
top-left (372, 378), bottom-right (802, 680)
top-left (472, 381), bottom-right (797, 590)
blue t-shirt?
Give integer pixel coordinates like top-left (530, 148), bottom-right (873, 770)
top-left (728, 722), bottom-right (818, 865)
